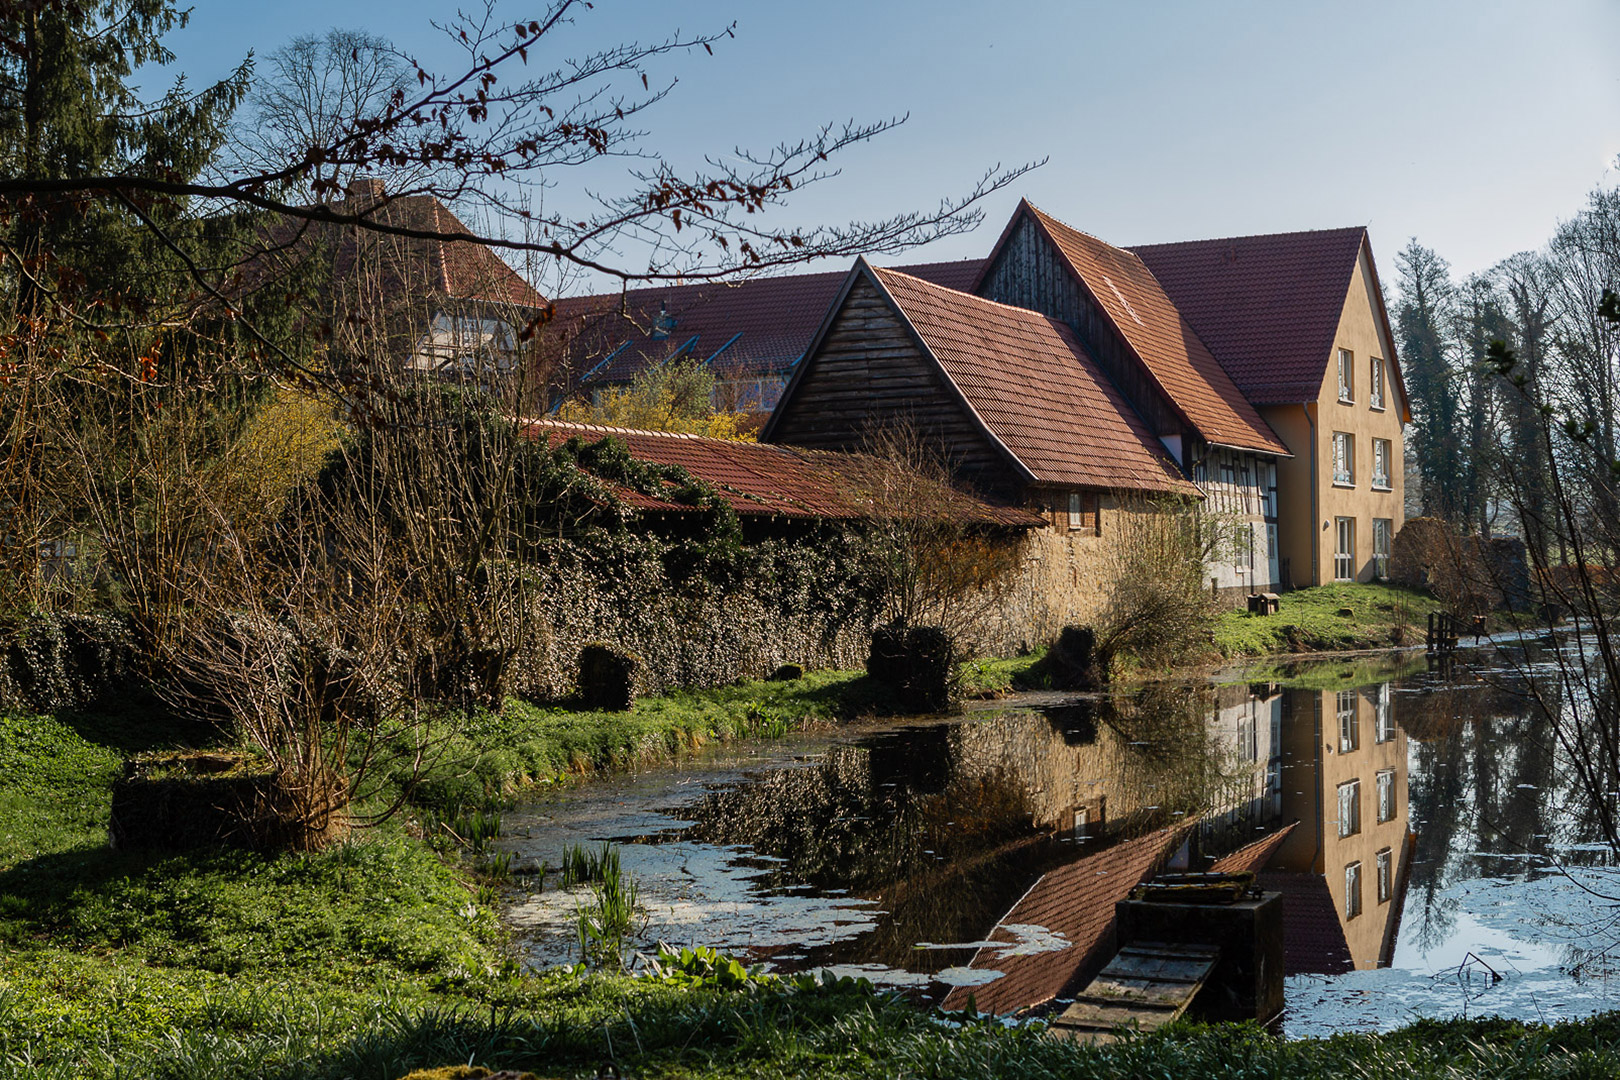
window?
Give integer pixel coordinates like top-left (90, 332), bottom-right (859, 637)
top-left (1346, 861), bottom-right (1363, 918)
top-left (1374, 682), bottom-right (1395, 743)
top-left (1373, 518), bottom-right (1393, 579)
top-left (1074, 805), bottom-right (1092, 841)
top-left (1372, 439), bottom-right (1392, 490)
top-left (1332, 432), bottom-right (1355, 486)
top-left (1377, 768), bottom-right (1396, 823)
top-left (1338, 348), bottom-right (1354, 403)
top-left (1337, 690), bottom-right (1359, 753)
top-left (1377, 848), bottom-right (1393, 904)
top-left (1267, 523), bottom-right (1278, 561)
top-left (1370, 357), bottom-right (1386, 410)
top-left (1335, 517), bottom-right (1356, 581)
top-left (1067, 492), bottom-right (1100, 535)
top-left (1337, 779), bottom-right (1361, 838)
top-left (1220, 459), bottom-right (1236, 488)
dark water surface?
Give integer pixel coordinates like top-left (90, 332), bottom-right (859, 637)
top-left (503, 648), bottom-right (1620, 1036)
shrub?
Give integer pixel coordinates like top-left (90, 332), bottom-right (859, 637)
top-left (866, 623), bottom-right (957, 713)
top-left (769, 663), bottom-right (804, 682)
top-left (1050, 625), bottom-right (1103, 689)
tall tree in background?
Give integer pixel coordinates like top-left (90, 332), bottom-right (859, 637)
top-left (1395, 239), bottom-right (1469, 522)
top-left (1497, 251), bottom-right (1556, 559)
top-left (1457, 271), bottom-right (1509, 534)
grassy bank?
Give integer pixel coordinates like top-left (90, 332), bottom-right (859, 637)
top-left (1214, 583), bottom-right (1448, 658)
top-left (7, 686), bottom-right (1620, 1077)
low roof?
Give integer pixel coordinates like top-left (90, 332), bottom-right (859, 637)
top-left (550, 259), bottom-right (983, 387)
top-left (1131, 227), bottom-right (1400, 409)
top-left (984, 202), bottom-right (1289, 457)
top-left (862, 264), bottom-right (1198, 496)
top-left (521, 418), bottom-right (1042, 527)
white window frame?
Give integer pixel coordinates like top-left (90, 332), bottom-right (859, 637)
top-left (1376, 768), bottom-right (1396, 823)
top-left (1373, 518), bottom-right (1393, 579)
top-left (1376, 848), bottom-right (1392, 904)
top-left (1332, 432), bottom-right (1355, 486)
top-left (1370, 357), bottom-right (1386, 411)
top-left (1337, 779), bottom-right (1361, 838)
top-left (1372, 439), bottom-right (1392, 490)
top-left (1335, 517), bottom-right (1356, 581)
top-left (1346, 861), bottom-right (1363, 918)
top-left (1266, 523), bottom-right (1278, 561)
top-left (1068, 492), bottom-right (1083, 529)
top-left (1338, 348), bottom-right (1354, 403)
top-left (1374, 682), bottom-right (1395, 743)
top-left (1337, 690), bottom-right (1359, 753)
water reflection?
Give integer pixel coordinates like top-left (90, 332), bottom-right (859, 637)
top-left (503, 654), bottom-right (1620, 1032)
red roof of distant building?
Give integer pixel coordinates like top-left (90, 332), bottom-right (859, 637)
top-left (866, 265), bottom-right (1197, 496)
top-left (940, 825), bottom-right (1192, 1014)
top-left (253, 184), bottom-right (547, 311)
top-left (1131, 227), bottom-right (1372, 406)
top-left (520, 418), bottom-right (1041, 526)
top-left (998, 203), bottom-right (1289, 457)
top-left (550, 259), bottom-right (984, 387)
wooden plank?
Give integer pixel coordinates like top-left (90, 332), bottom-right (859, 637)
top-left (1049, 942), bottom-right (1220, 1043)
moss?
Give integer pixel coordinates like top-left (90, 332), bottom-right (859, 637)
top-left (1213, 583), bottom-right (1447, 658)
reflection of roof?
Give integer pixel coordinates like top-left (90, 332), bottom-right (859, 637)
top-left (1131, 228), bottom-right (1374, 407)
top-left (940, 825), bottom-right (1192, 1014)
top-left (1257, 871), bottom-right (1354, 975)
top-left (551, 259), bottom-right (983, 385)
top-left (1211, 822), bottom-right (1297, 874)
top-left (989, 202), bottom-right (1287, 457)
top-left (520, 419), bottom-right (1043, 526)
top-left (866, 266), bottom-right (1198, 496)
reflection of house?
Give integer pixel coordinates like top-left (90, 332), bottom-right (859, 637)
top-left (1266, 683), bottom-right (1412, 971)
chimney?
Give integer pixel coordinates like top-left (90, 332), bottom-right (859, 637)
top-left (346, 176), bottom-right (386, 202)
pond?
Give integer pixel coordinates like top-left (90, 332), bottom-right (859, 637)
top-left (501, 647), bottom-right (1620, 1036)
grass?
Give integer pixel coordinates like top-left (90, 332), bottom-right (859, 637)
top-left (6, 684), bottom-right (1620, 1076)
top-left (1213, 583), bottom-right (1448, 658)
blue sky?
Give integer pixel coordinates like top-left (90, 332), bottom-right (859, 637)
top-left (170, 1), bottom-right (1619, 281)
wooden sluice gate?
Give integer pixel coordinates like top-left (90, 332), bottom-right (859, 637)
top-left (1049, 873), bottom-right (1284, 1042)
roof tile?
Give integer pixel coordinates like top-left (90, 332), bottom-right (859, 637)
top-left (1131, 228), bottom-right (1368, 405)
top-left (1018, 204), bottom-right (1289, 456)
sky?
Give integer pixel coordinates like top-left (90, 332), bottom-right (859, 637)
top-left (168, 0), bottom-right (1620, 284)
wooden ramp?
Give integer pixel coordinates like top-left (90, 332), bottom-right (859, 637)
top-left (1048, 941), bottom-right (1221, 1043)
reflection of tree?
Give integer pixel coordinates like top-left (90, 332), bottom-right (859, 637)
top-left (1407, 721), bottom-right (1469, 952)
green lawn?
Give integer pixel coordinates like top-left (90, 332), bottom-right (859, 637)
top-left (1214, 583), bottom-right (1447, 658)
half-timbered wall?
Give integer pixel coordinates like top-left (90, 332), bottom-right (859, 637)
top-left (977, 216), bottom-right (1188, 442)
top-left (771, 275), bottom-right (1021, 494)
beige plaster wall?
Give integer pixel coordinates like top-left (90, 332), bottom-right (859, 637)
top-left (1263, 246), bottom-right (1407, 586)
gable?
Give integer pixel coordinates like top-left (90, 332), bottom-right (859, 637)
top-left (766, 274), bottom-right (1020, 492)
top-left (978, 203), bottom-right (1288, 457)
top-left (1132, 227), bottom-right (1369, 406)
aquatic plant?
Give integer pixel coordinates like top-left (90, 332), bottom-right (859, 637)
top-left (575, 859), bottom-right (640, 968)
top-left (560, 842), bottom-right (618, 888)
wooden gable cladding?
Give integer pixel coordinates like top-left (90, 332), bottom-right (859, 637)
top-left (767, 273), bottom-right (1022, 493)
top-left (978, 213), bottom-right (1189, 442)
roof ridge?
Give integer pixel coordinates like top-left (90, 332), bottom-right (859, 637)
top-left (1130, 224), bottom-right (1368, 251)
top-left (522, 416), bottom-right (773, 447)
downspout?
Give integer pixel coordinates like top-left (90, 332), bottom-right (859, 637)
top-left (1302, 403), bottom-right (1319, 587)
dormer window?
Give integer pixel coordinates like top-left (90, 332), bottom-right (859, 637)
top-left (1338, 348), bottom-right (1354, 403)
top-left (650, 305), bottom-right (677, 340)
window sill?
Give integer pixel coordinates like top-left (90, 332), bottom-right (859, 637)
top-left (1372, 483), bottom-right (1392, 492)
top-left (1370, 404), bottom-right (1386, 412)
top-left (1338, 396), bottom-right (1354, 405)
top-left (1332, 481), bottom-right (1356, 489)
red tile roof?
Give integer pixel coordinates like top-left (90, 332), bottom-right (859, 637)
top-left (1210, 822), bottom-right (1297, 875)
top-left (550, 259), bottom-right (984, 386)
top-left (1256, 871), bottom-right (1354, 975)
top-left (1131, 228), bottom-right (1371, 406)
top-left (520, 418), bottom-right (1042, 527)
top-left (867, 265), bottom-right (1198, 496)
top-left (940, 825), bottom-right (1192, 1014)
top-left (1007, 203), bottom-right (1288, 457)
top-left (254, 188), bottom-right (547, 311)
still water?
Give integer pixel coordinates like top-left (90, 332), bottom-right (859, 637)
top-left (502, 649), bottom-right (1620, 1036)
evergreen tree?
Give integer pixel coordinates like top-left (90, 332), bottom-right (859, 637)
top-left (1395, 239), bottom-right (1469, 524)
